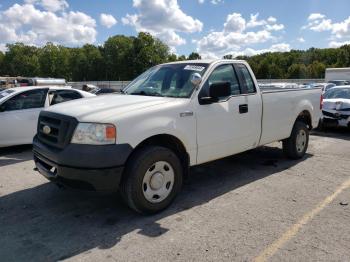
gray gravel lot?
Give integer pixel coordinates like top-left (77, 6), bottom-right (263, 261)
top-left (0, 129), bottom-right (349, 262)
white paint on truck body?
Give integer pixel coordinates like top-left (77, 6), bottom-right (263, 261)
top-left (43, 60), bottom-right (322, 166)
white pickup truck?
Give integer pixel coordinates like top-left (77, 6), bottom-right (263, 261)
top-left (33, 60), bottom-right (322, 213)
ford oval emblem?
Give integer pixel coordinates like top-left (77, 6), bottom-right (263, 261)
top-left (43, 125), bottom-right (51, 135)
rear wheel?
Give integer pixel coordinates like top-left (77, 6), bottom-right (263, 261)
top-left (120, 146), bottom-right (183, 214)
top-left (283, 121), bottom-right (309, 159)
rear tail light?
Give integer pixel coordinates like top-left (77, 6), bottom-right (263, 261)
top-left (320, 94), bottom-right (323, 110)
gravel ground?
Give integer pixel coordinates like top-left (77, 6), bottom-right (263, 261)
top-left (0, 129), bottom-right (349, 262)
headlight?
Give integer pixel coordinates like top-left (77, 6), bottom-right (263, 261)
top-left (71, 123), bottom-right (116, 145)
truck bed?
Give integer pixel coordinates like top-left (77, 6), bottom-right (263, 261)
top-left (258, 87), bottom-right (322, 146)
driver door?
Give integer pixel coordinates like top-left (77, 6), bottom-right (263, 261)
top-left (0, 89), bottom-right (48, 147)
top-left (195, 64), bottom-right (256, 164)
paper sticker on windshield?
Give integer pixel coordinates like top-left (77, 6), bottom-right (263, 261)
top-left (184, 65), bottom-right (205, 72)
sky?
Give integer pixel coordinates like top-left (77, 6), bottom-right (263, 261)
top-left (0, 0), bottom-right (350, 58)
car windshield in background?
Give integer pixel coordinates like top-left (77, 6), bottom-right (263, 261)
top-left (124, 63), bottom-right (208, 98)
top-left (324, 88), bottom-right (350, 99)
top-left (0, 89), bottom-right (15, 99)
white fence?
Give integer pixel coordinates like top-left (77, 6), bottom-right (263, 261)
top-left (257, 79), bottom-right (324, 84)
top-left (68, 79), bottom-right (325, 91)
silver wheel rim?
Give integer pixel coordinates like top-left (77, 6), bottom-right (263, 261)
top-left (296, 129), bottom-right (307, 153)
top-left (142, 161), bottom-right (175, 203)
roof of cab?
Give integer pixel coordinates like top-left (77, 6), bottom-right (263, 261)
top-left (160, 59), bottom-right (246, 66)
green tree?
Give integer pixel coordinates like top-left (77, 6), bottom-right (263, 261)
top-left (103, 35), bottom-right (134, 80)
top-left (287, 64), bottom-right (308, 79)
top-left (0, 51), bottom-right (4, 75)
top-left (132, 32), bottom-right (169, 76)
top-left (38, 43), bottom-right (71, 80)
top-left (307, 61), bottom-right (326, 78)
top-left (177, 55), bottom-right (186, 61)
top-left (3, 43), bottom-right (40, 76)
top-left (167, 53), bottom-right (178, 62)
top-left (188, 52), bottom-right (201, 60)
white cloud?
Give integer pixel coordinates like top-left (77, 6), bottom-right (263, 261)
top-left (0, 44), bottom-right (7, 53)
top-left (224, 13), bottom-right (246, 33)
top-left (122, 0), bottom-right (203, 48)
top-left (24, 0), bottom-right (68, 12)
top-left (245, 13), bottom-right (283, 31)
top-left (308, 13), bottom-right (326, 21)
top-left (303, 13), bottom-right (350, 46)
top-left (267, 16), bottom-right (277, 23)
top-left (247, 13), bottom-right (267, 28)
top-left (297, 37), bottom-right (305, 43)
top-left (211, 0), bottom-right (224, 4)
top-left (197, 0), bottom-right (223, 4)
top-left (100, 13), bottom-right (117, 28)
top-left (196, 12), bottom-right (285, 58)
top-left (329, 40), bottom-right (350, 48)
top-left (0, 3), bottom-right (97, 47)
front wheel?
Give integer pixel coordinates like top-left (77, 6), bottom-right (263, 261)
top-left (120, 146), bottom-right (183, 214)
top-left (283, 121), bottom-right (309, 159)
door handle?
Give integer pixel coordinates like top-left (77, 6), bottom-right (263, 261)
top-left (239, 104), bottom-right (248, 114)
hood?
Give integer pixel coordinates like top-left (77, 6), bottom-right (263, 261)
top-left (323, 98), bottom-right (350, 111)
top-left (46, 94), bottom-right (176, 122)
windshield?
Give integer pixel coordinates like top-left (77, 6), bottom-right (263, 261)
top-left (0, 89), bottom-right (15, 99)
top-left (123, 63), bottom-right (208, 98)
top-left (324, 88), bottom-right (350, 99)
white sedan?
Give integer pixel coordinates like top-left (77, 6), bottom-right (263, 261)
top-left (321, 86), bottom-right (350, 128)
top-left (0, 86), bottom-right (95, 147)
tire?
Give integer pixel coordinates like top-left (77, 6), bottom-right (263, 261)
top-left (283, 121), bottom-right (309, 159)
top-left (120, 146), bottom-right (183, 214)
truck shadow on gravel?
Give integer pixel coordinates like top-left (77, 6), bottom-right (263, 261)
top-left (0, 145), bottom-right (33, 167)
top-left (0, 145), bottom-right (312, 261)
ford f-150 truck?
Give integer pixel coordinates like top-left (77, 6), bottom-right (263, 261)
top-left (33, 60), bottom-right (322, 213)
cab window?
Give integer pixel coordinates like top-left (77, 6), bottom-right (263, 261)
top-left (1, 89), bottom-right (48, 112)
top-left (200, 64), bottom-right (241, 100)
top-left (236, 64), bottom-right (256, 94)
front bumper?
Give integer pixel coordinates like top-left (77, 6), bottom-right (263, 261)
top-left (33, 136), bottom-right (133, 192)
top-left (321, 110), bottom-right (350, 127)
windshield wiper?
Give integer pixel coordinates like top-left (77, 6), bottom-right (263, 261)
top-left (130, 91), bottom-right (164, 97)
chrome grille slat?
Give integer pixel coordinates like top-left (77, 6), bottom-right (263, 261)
top-left (37, 112), bottom-right (78, 149)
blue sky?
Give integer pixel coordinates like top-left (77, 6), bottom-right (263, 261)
top-left (0, 0), bottom-right (350, 58)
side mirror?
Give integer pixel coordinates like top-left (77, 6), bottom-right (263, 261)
top-left (199, 82), bottom-right (231, 105)
top-left (209, 82), bottom-right (231, 98)
top-left (191, 73), bottom-right (202, 87)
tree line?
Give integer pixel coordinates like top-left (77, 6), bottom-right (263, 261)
top-left (229, 44), bottom-right (350, 79)
top-left (0, 31), bottom-right (349, 81)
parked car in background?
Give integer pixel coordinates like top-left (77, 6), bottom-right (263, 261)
top-left (90, 87), bottom-right (116, 95)
top-left (82, 84), bottom-right (98, 92)
top-left (0, 86), bottom-right (95, 147)
top-left (320, 86), bottom-right (350, 128)
top-left (328, 80), bottom-right (350, 86)
top-left (33, 59), bottom-right (322, 214)
top-left (311, 83), bottom-right (336, 94)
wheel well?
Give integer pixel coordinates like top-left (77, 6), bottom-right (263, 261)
top-left (129, 134), bottom-right (190, 174)
top-left (296, 110), bottom-right (312, 130)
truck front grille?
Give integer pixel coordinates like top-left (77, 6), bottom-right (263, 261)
top-left (37, 112), bottom-right (78, 148)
